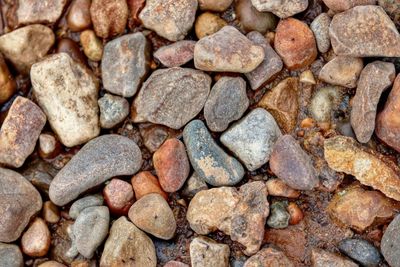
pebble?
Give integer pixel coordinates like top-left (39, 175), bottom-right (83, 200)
top-left (309, 86), bottom-right (341, 123)
top-left (133, 68), bottom-right (211, 129)
top-left (131, 171), bottom-right (168, 200)
top-left (0, 243), bottom-right (23, 267)
top-left (183, 120), bottom-right (245, 186)
top-left (154, 41), bottom-right (196, 67)
top-left (267, 201), bottom-right (290, 229)
top-left (244, 247), bottom-right (294, 267)
top-left (0, 24), bottom-right (54, 74)
top-left (69, 195), bottom-right (104, 219)
top-left (103, 178), bottom-right (135, 215)
top-left (56, 38), bottom-right (87, 65)
top-left (31, 53), bottom-right (99, 147)
top-left (50, 135), bottom-right (142, 206)
top-left (80, 30), bottom-right (103, 61)
top-left (351, 61), bottom-right (395, 143)
top-left (310, 13), bottom-right (331, 53)
top-left (221, 108), bottom-right (281, 171)
top-left (98, 93), bottom-right (129, 129)
top-left (251, 0), bottom-right (308, 18)
top-left (187, 182), bottom-right (269, 255)
top-left (235, 0), bottom-right (277, 34)
top-left (39, 133), bottom-right (59, 159)
top-left (100, 216), bottom-right (156, 267)
top-left (38, 261), bottom-right (67, 267)
top-left (195, 12), bottom-right (228, 39)
top-left (102, 32), bottom-right (151, 98)
top-left (274, 18), bottom-right (317, 70)
top-left (318, 56), bottom-right (364, 88)
top-left (194, 26), bottom-right (265, 73)
top-left (381, 214), bottom-right (400, 267)
top-left (311, 248), bottom-right (358, 267)
top-left (139, 124), bottom-right (179, 153)
top-left (204, 76), bottom-right (249, 132)
top-left (190, 236), bottom-right (230, 267)
top-left (258, 77), bottom-right (298, 133)
top-left (270, 135), bottom-right (319, 190)
top-left (164, 261), bottom-right (189, 267)
top-left (43, 201), bottom-right (61, 223)
top-left (0, 54), bottom-right (16, 104)
top-left (300, 70), bottom-right (316, 85)
top-left (324, 136), bottom-right (400, 201)
top-left (154, 138), bottom-right (190, 192)
top-left (15, 0), bottom-right (67, 26)
top-left (90, 0), bottom-right (128, 38)
top-left (199, 0), bottom-right (232, 11)
top-left (182, 172), bottom-right (208, 197)
top-left (0, 96), bottom-right (46, 168)
top-left (329, 5), bottom-right (400, 57)
top-left (266, 178), bottom-right (300, 198)
top-left (338, 238), bottom-right (382, 267)
top-left (127, 0), bottom-right (146, 26)
top-left (323, 0), bottom-right (376, 12)
top-left (128, 193), bottom-right (176, 240)
top-left (245, 31), bottom-right (283, 90)
top-left (288, 202), bottom-right (303, 225)
top-left (67, 0), bottom-right (92, 31)
top-left (139, 0), bottom-right (198, 41)
top-left (21, 218), bottom-right (51, 257)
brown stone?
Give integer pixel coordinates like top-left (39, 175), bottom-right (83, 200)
top-left (38, 133), bottom-right (60, 159)
top-left (235, 0), bottom-right (277, 34)
top-left (154, 40), bottom-right (196, 67)
top-left (127, 0), bottom-right (146, 26)
top-left (139, 123), bottom-right (180, 153)
top-left (195, 12), bottom-right (227, 39)
top-left (131, 171), bottom-right (168, 200)
top-left (0, 54), bottom-right (16, 104)
top-left (199, 0), bottom-right (232, 11)
top-left (318, 56), bottom-right (364, 88)
top-left (43, 201), bottom-right (60, 224)
top-left (67, 0), bottom-right (92, 32)
top-left (323, 0), bottom-right (376, 12)
top-left (244, 247), bottom-right (294, 267)
top-left (266, 178), bottom-right (301, 198)
top-left (15, 0), bottom-right (68, 26)
top-left (80, 30), bottom-right (103, 62)
top-left (103, 178), bottom-right (135, 215)
top-left (21, 218), bottom-right (51, 257)
top-left (311, 248), bottom-right (358, 267)
top-left (288, 202), bottom-right (304, 225)
top-left (90, 0), bottom-right (128, 38)
top-left (56, 38), bottom-right (87, 65)
top-left (38, 261), bottom-right (67, 267)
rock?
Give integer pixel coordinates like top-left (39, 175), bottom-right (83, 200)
top-left (351, 61), bottom-right (395, 143)
top-left (267, 202), bottom-right (290, 229)
top-left (258, 77), bottom-right (298, 133)
top-left (183, 120), bottom-right (245, 186)
top-left (15, 0), bottom-right (67, 26)
top-left (67, 0), bottom-right (92, 32)
top-left (128, 193), bottom-right (176, 239)
top-left (288, 202), bottom-right (303, 225)
top-left (270, 135), bottom-right (319, 190)
top-left (164, 261), bottom-right (189, 267)
top-left (153, 139), bottom-right (190, 192)
top-left (0, 54), bottom-right (16, 104)
top-left (38, 261), bottom-right (67, 267)
top-left (139, 124), bottom-right (179, 153)
top-left (0, 168), bottom-right (42, 242)
top-left (378, 0), bottom-right (400, 28)
top-left (43, 201), bottom-right (60, 223)
top-left (300, 70), bottom-right (316, 85)
top-left (101, 32), bottom-right (150, 98)
top-left (139, 0), bottom-right (197, 41)
top-left (329, 6), bottom-right (400, 57)
top-left (50, 135), bottom-right (142, 206)
top-left (0, 243), bottom-right (23, 267)
top-left (131, 171), bottom-right (168, 200)
top-left (103, 178), bottom-right (135, 216)
top-left (98, 93), bottom-right (129, 129)
top-left (69, 195), bottom-right (104, 219)
top-left (204, 76), bottom-right (249, 132)
top-left (56, 38), bottom-right (86, 65)
top-left (324, 136), bottom-right (400, 201)
top-left (194, 26), bottom-right (265, 73)
top-left (244, 247), bottom-right (294, 267)
top-left (80, 30), bottom-right (103, 61)
top-left (190, 236), bottom-right (230, 267)
top-left (0, 24), bottom-right (54, 74)
top-left (100, 216), bottom-right (156, 267)
top-left (154, 41), bottom-right (196, 67)
top-left (381, 214), bottom-right (400, 267)
top-left (251, 0), bottom-right (308, 18)
top-left (318, 56), bottom-right (364, 88)
top-left (309, 86), bottom-right (342, 123)
top-left (235, 0), bottom-right (277, 34)
top-left (245, 31), bottom-right (282, 90)
top-left (90, 0), bottom-right (128, 38)
top-left (0, 96), bottom-right (46, 168)
top-left (310, 13), bottom-right (331, 53)
top-left (323, 0), bottom-right (376, 12)
top-left (199, 0), bottom-right (232, 11)
top-left (39, 133), bottom-right (59, 159)
top-left (266, 178), bottom-right (300, 198)
top-left (275, 18), bottom-right (317, 70)
top-left (133, 67), bottom-right (211, 129)
top-left (31, 53), bottom-right (99, 147)
top-left (338, 239), bottom-right (382, 267)
top-left (182, 172), bottom-right (208, 197)
top-left (187, 182), bottom-right (269, 255)
top-left (195, 12), bottom-right (227, 39)
top-left (21, 218), bottom-right (51, 257)
top-left (311, 248), bottom-right (358, 267)
top-left (221, 108), bottom-right (281, 171)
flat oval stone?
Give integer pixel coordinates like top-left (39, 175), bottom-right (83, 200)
top-left (381, 214), bottom-right (400, 267)
top-left (0, 243), bottom-right (23, 267)
top-left (338, 239), bottom-right (382, 267)
top-left (183, 120), bottom-right (245, 186)
top-left (251, 0), bottom-right (308, 18)
top-left (67, 0), bottom-right (92, 32)
top-left (90, 0), bottom-right (128, 38)
top-left (49, 134), bottom-right (142, 206)
top-left (310, 13), bottom-right (331, 53)
top-left (69, 195), bottom-right (104, 219)
top-left (154, 40), bottom-right (196, 68)
top-left (318, 56), bottom-right (364, 88)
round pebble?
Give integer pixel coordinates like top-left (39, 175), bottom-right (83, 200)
top-left (131, 171), bottom-right (168, 200)
top-left (21, 218), bottom-right (51, 257)
top-left (80, 30), bottom-right (103, 62)
top-left (103, 178), bottom-right (135, 215)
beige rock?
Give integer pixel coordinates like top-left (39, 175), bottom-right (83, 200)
top-left (318, 56), bottom-right (364, 88)
top-left (244, 247), bottom-right (294, 267)
top-left (199, 0), bottom-right (232, 11)
top-left (21, 218), bottom-right (51, 257)
top-left (80, 30), bottom-right (103, 61)
top-left (38, 261), bottom-right (67, 267)
top-left (323, 0), bottom-right (376, 12)
top-left (16, 0), bottom-right (68, 26)
top-left (251, 0), bottom-right (308, 18)
top-left (190, 236), bottom-right (230, 267)
top-left (195, 12), bottom-right (227, 39)
top-left (266, 178), bottom-right (300, 198)
top-left (311, 248), bottom-right (358, 267)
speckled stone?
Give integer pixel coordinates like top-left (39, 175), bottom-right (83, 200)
top-left (0, 243), bottom-right (23, 267)
top-left (318, 56), bottom-right (364, 88)
top-left (15, 0), bottom-right (68, 26)
top-left (154, 41), bottom-right (196, 67)
top-left (69, 195), bottom-right (104, 219)
top-left (98, 93), bottom-right (130, 129)
top-left (381, 214), bottom-right (400, 267)
top-left (267, 201), bottom-right (290, 229)
top-left (190, 236), bottom-right (230, 267)
top-left (251, 0), bottom-right (308, 18)
top-left (90, 0), bottom-right (128, 38)
top-left (323, 0), bottom-right (376, 12)
top-left (310, 13), bottom-right (331, 53)
top-left (338, 239), bottom-right (382, 267)
top-left (311, 248), bottom-right (357, 267)
top-left (244, 247), bottom-right (294, 267)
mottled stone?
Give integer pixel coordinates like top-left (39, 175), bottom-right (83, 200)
top-left (381, 214), bottom-right (400, 267)
top-left (80, 30), bottom-right (103, 61)
top-left (199, 0), bottom-right (232, 11)
top-left (244, 247), bottom-right (294, 267)
top-left (339, 239), bottom-right (382, 267)
top-left (309, 86), bottom-right (342, 123)
top-left (311, 248), bottom-right (358, 267)
top-left (154, 41), bottom-right (196, 67)
top-left (103, 179), bottom-right (134, 215)
top-left (69, 195), bottom-right (104, 219)
top-left (0, 54), bottom-right (16, 104)
top-left (131, 171), bottom-right (168, 200)
top-left (190, 237), bottom-right (230, 267)
top-left (43, 201), bottom-right (60, 223)
top-left (323, 0), bottom-right (376, 12)
top-left (266, 178), bottom-right (300, 198)
top-left (0, 243), bottom-right (23, 267)
top-left (182, 172), bottom-right (208, 197)
top-left (195, 12), bottom-right (227, 39)
top-left (236, 0), bottom-right (277, 34)
top-left (21, 218), bottom-right (51, 257)
top-left (90, 0), bottom-right (128, 38)
top-left (378, 0), bottom-right (400, 28)
top-left (39, 133), bottom-right (59, 159)
top-left (267, 201), bottom-right (290, 229)
top-left (67, 0), bottom-right (92, 32)
top-left (16, 0), bottom-right (67, 26)
top-left (98, 93), bottom-right (129, 129)
top-left (251, 0), bottom-right (308, 18)
top-left (318, 56), bottom-right (364, 88)
top-left (56, 38), bottom-right (86, 65)
top-left (310, 13), bottom-right (331, 53)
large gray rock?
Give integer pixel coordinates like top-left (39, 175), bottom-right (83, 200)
top-left (0, 243), bottom-right (23, 267)
top-left (49, 135), bottom-right (142, 206)
top-left (251, 0), bottom-right (308, 18)
top-left (381, 214), bottom-right (400, 267)
top-left (190, 236), bottom-right (230, 267)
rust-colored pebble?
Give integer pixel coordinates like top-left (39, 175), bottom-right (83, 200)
top-left (287, 202), bottom-right (304, 225)
top-left (43, 201), bottom-right (61, 224)
top-left (131, 171), bottom-right (168, 200)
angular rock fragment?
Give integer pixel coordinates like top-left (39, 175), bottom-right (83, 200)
top-left (190, 236), bottom-right (230, 267)
top-left (251, 0), bottom-right (308, 18)
top-left (318, 56), bottom-right (363, 88)
top-left (154, 41), bottom-right (196, 67)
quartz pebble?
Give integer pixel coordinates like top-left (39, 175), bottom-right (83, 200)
top-left (199, 0), bottom-right (232, 11)
top-left (80, 30), bottom-right (103, 62)
top-left (190, 236), bottom-right (230, 267)
top-left (266, 178), bottom-right (300, 198)
top-left (67, 0), bottom-right (92, 32)
top-left (299, 70), bottom-right (316, 85)
top-left (309, 86), bottom-right (341, 123)
top-left (98, 93), bottom-right (129, 129)
top-left (154, 41), bottom-right (196, 67)
top-left (43, 201), bottom-right (60, 223)
top-left (39, 133), bottom-right (59, 159)
top-left (235, 0), bottom-right (277, 34)
top-left (195, 12), bottom-right (227, 39)
top-left (323, 0), bottom-right (376, 12)
top-left (267, 202), bottom-right (290, 229)
top-left (251, 0), bottom-right (308, 18)
top-left (90, 0), bottom-right (128, 38)
top-left (318, 56), bottom-right (363, 88)
top-left (0, 54), bottom-right (16, 104)
top-left (381, 214), bottom-right (400, 267)
top-left (0, 243), bottom-right (23, 267)
top-left (310, 13), bottom-right (331, 53)
top-left (338, 239), bottom-right (382, 267)
top-left (311, 248), bottom-right (357, 267)
top-left (69, 195), bottom-right (104, 219)
top-left (15, 0), bottom-right (67, 26)
top-left (103, 179), bottom-right (135, 215)
top-left (244, 247), bottom-right (294, 267)
top-left (21, 218), bottom-right (51, 257)
top-left (131, 171), bottom-right (168, 200)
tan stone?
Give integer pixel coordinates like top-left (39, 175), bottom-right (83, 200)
top-left (195, 12), bottom-right (227, 39)
top-left (21, 218), bottom-right (51, 257)
top-left (318, 56), bottom-right (364, 88)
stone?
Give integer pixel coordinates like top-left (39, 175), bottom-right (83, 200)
top-left (38, 261), bottom-right (67, 267)
top-left (67, 0), bottom-right (92, 32)
top-left (103, 179), bottom-right (135, 216)
top-left (39, 133), bottom-right (59, 159)
top-left (244, 247), bottom-right (294, 267)
top-left (182, 172), bottom-right (208, 197)
top-left (287, 202), bottom-right (303, 225)
top-left (378, 0), bottom-right (400, 28)
top-left (275, 18), bottom-right (317, 70)
top-left (323, 0), bottom-right (376, 12)
top-left (0, 243), bottom-right (23, 267)
top-left (327, 186), bottom-right (399, 231)
top-left (309, 86), bottom-right (342, 123)
top-left (351, 61), bottom-right (395, 143)
top-left (187, 182), bottom-right (269, 255)
top-left (15, 0), bottom-right (67, 26)
top-left (195, 12), bottom-right (227, 39)
top-left (258, 77), bottom-right (298, 133)
top-left (164, 261), bottom-right (189, 267)
top-left (300, 70), bottom-right (316, 85)
top-left (204, 76), bottom-right (249, 132)
top-left (100, 216), bottom-right (156, 267)
top-left (101, 32), bottom-right (150, 98)
top-left (153, 139), bottom-right (190, 192)
top-left (310, 13), bottom-right (331, 53)
top-left (90, 0), bottom-right (128, 38)
top-left (267, 202), bottom-right (290, 229)
top-left (194, 26), bottom-right (265, 73)
top-left (98, 93), bottom-right (129, 129)
top-left (199, 0), bottom-right (232, 11)
top-left (139, 124), bottom-right (179, 153)
top-left (131, 171), bottom-right (168, 200)
top-left (318, 56), bottom-right (364, 88)
top-left (43, 201), bottom-right (60, 224)
top-left (128, 193), bottom-right (176, 240)
top-left (50, 135), bottom-right (142, 206)
top-left (235, 0), bottom-right (277, 34)
top-left (338, 239), bottom-right (382, 267)
top-left (311, 248), bottom-right (358, 267)
top-left (139, 0), bottom-right (197, 41)
top-left (190, 236), bottom-right (230, 267)
top-left (154, 41), bottom-right (196, 67)
top-left (69, 195), bottom-right (104, 219)
top-left (21, 218), bottom-right (51, 257)
top-left (266, 178), bottom-right (300, 198)
top-left (80, 30), bottom-right (103, 61)
top-left (381, 214), bottom-right (400, 267)
top-left (133, 68), bottom-right (211, 129)
top-left (270, 135), bottom-right (319, 190)
top-left (329, 6), bottom-right (400, 57)
top-left (251, 0), bottom-right (308, 18)
top-left (324, 136), bottom-right (400, 201)
top-left (221, 108), bottom-right (281, 171)
top-left (0, 54), bottom-right (16, 104)
top-left (0, 24), bottom-right (54, 74)
top-left (0, 96), bottom-right (46, 168)
top-left (56, 38), bottom-right (86, 65)
top-left (245, 31), bottom-right (282, 90)
top-left (183, 120), bottom-right (245, 186)
top-left (31, 53), bottom-right (99, 147)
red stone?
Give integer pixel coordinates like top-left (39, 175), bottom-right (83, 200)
top-left (131, 171), bottom-right (168, 200)
top-left (103, 178), bottom-right (135, 215)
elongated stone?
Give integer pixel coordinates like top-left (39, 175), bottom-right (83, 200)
top-left (251, 0), bottom-right (308, 18)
